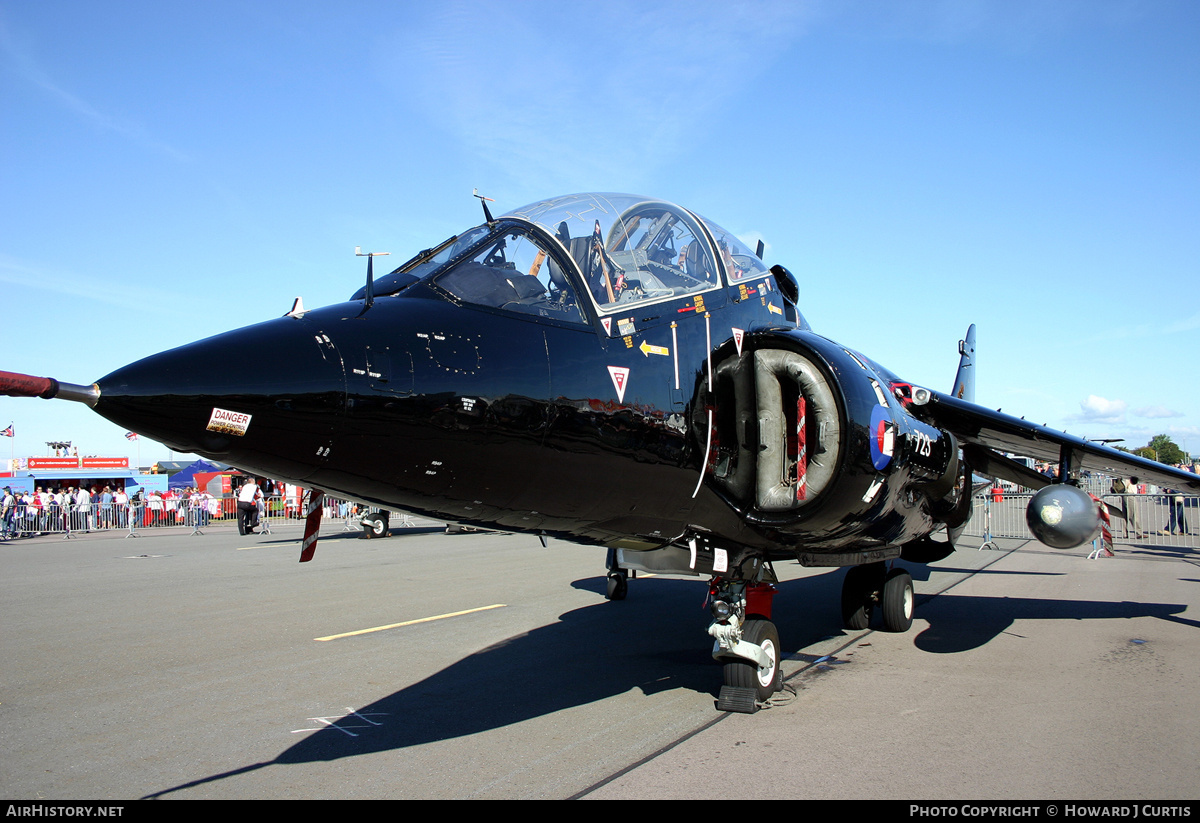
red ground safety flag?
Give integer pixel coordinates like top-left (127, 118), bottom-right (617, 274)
top-left (300, 489), bottom-right (323, 562)
top-left (796, 396), bottom-right (807, 501)
top-left (1091, 494), bottom-right (1114, 557)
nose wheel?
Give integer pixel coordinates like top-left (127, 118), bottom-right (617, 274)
top-left (721, 618), bottom-right (781, 701)
top-left (709, 575), bottom-right (784, 711)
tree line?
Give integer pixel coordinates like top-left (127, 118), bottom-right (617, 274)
top-left (1115, 434), bottom-right (1189, 466)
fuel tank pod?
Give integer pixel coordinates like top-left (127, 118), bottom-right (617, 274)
top-left (1025, 484), bottom-right (1101, 549)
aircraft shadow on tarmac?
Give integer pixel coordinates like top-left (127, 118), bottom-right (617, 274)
top-left (141, 566), bottom-right (1194, 798)
top-left (142, 571), bottom-right (843, 797)
top-left (250, 526), bottom-right (451, 546)
top-left (911, 592), bottom-right (1196, 653)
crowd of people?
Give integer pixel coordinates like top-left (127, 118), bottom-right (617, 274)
top-left (1, 481), bottom-right (362, 540)
top-left (0, 484), bottom-right (224, 538)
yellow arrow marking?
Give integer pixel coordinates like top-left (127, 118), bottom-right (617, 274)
top-left (639, 340), bottom-right (670, 357)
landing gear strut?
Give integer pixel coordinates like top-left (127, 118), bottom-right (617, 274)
top-left (708, 573), bottom-right (782, 711)
top-left (840, 562), bottom-right (914, 632)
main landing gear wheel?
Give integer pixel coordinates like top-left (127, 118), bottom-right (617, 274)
top-left (605, 570), bottom-right (627, 601)
top-left (722, 618), bottom-right (781, 701)
top-left (881, 568), bottom-right (914, 632)
top-left (841, 563), bottom-right (884, 630)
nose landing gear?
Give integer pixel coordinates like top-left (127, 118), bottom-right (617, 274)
top-left (721, 617), bottom-right (781, 700)
top-left (709, 577), bottom-right (782, 712)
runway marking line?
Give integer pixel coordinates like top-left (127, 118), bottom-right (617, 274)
top-left (314, 603), bottom-right (507, 641)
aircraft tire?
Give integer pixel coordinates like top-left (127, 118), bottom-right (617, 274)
top-left (841, 564), bottom-right (880, 630)
top-left (723, 618), bottom-right (781, 701)
top-left (605, 571), bottom-right (627, 601)
top-left (361, 514), bottom-right (388, 539)
top-left (881, 569), bottom-right (914, 632)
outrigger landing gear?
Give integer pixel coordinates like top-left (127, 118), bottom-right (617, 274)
top-left (605, 570), bottom-right (627, 601)
top-left (360, 511), bottom-right (389, 539)
top-left (840, 561), bottom-right (914, 633)
top-left (604, 548), bottom-right (630, 601)
top-left (708, 572), bottom-right (782, 713)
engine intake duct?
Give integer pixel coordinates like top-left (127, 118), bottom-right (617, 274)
top-left (754, 349), bottom-right (841, 511)
top-left (708, 346), bottom-right (844, 514)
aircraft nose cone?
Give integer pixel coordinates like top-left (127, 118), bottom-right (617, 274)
top-left (96, 316), bottom-right (346, 480)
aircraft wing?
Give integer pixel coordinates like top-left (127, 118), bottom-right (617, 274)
top-left (922, 391), bottom-right (1200, 493)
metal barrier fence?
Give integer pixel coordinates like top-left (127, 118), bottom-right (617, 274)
top-left (5, 488), bottom-right (1195, 548)
top-left (960, 490), bottom-right (1199, 549)
top-left (0, 494), bottom-right (371, 540)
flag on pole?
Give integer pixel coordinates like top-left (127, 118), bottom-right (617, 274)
top-left (1, 424), bottom-right (13, 437)
top-left (125, 432), bottom-right (138, 441)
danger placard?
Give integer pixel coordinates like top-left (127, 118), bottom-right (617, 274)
top-left (206, 407), bottom-right (253, 436)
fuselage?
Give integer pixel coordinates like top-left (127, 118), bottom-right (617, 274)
top-left (89, 194), bottom-right (956, 563)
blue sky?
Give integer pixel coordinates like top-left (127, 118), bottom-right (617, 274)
top-left (1, 0), bottom-right (1197, 466)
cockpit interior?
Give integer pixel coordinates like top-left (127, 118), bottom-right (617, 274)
top-left (352, 193), bottom-right (772, 326)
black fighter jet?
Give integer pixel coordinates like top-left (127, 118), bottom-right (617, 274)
top-left (3, 192), bottom-right (1196, 711)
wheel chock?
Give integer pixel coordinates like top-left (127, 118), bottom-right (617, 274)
top-left (716, 685), bottom-right (759, 714)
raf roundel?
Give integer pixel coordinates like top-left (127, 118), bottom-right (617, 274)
top-left (869, 403), bottom-right (894, 471)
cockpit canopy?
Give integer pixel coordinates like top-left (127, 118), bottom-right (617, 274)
top-left (506, 193), bottom-right (769, 291)
top-left (353, 193), bottom-right (772, 322)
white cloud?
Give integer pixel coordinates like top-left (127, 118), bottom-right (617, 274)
top-left (1069, 394), bottom-right (1127, 424)
top-left (1133, 405), bottom-right (1184, 419)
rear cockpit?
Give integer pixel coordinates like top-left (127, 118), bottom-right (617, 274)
top-left (507, 193), bottom-right (772, 312)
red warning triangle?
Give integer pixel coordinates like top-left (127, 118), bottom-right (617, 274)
top-left (607, 366), bottom-right (630, 403)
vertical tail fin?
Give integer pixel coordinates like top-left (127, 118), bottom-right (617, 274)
top-left (950, 324), bottom-right (976, 403)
